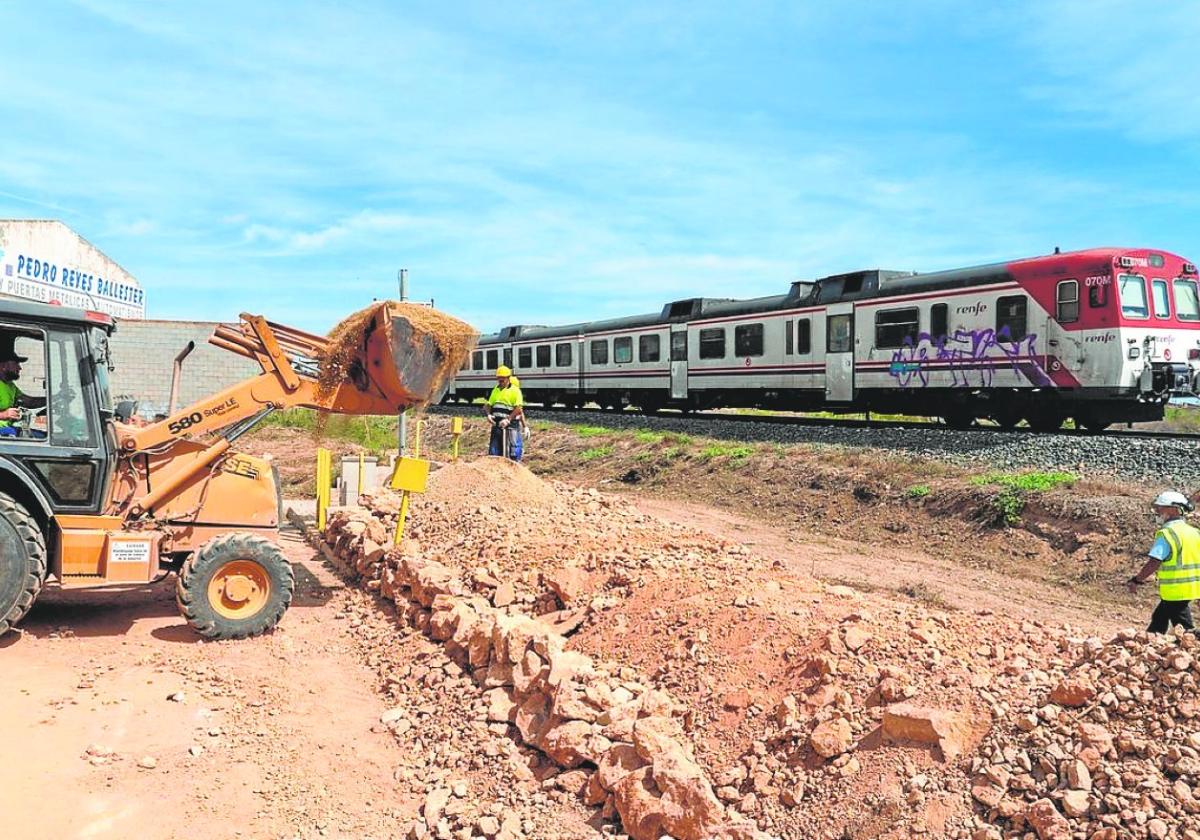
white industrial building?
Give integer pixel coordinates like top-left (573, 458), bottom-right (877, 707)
top-left (0, 219), bottom-right (145, 319)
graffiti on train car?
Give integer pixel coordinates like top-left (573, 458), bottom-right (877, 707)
top-left (888, 328), bottom-right (1045, 388)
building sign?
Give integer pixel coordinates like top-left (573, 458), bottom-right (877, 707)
top-left (0, 220), bottom-right (146, 319)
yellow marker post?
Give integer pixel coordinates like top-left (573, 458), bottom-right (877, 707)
top-left (450, 416), bottom-right (463, 462)
top-left (315, 447), bottom-right (332, 531)
top-left (413, 419), bottom-right (425, 459)
top-left (389, 456), bottom-right (431, 546)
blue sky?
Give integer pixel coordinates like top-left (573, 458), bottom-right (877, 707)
top-left (1, 1), bottom-right (1198, 333)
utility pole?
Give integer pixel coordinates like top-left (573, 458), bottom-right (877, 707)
top-left (397, 268), bottom-right (408, 456)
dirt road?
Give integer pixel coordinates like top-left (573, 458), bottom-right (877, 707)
top-left (0, 528), bottom-right (413, 840)
top-left (630, 496), bottom-right (1145, 633)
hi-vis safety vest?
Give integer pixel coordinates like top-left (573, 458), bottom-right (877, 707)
top-left (487, 384), bottom-right (523, 418)
top-left (1156, 520), bottom-right (1200, 601)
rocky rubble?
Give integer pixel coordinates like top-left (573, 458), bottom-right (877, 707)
top-left (319, 457), bottom-right (1197, 839)
top-left (324, 499), bottom-right (767, 840)
top-left (970, 627), bottom-right (1200, 839)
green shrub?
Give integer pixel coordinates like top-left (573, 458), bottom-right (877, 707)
top-left (905, 484), bottom-right (932, 499)
top-left (970, 471), bottom-right (1077, 525)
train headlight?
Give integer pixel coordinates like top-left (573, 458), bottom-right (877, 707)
top-left (1129, 347), bottom-right (1141, 359)
top-left (1190, 348), bottom-right (1200, 361)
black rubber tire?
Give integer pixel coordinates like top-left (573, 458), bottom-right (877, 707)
top-left (0, 492), bottom-right (47, 636)
top-left (176, 533), bottom-right (294, 640)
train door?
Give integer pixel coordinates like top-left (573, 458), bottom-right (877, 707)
top-left (824, 304), bottom-right (855, 402)
top-left (670, 325), bottom-right (688, 400)
top-left (1047, 279), bottom-right (1084, 372)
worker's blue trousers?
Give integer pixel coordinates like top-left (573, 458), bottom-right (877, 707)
top-left (488, 422), bottom-right (523, 461)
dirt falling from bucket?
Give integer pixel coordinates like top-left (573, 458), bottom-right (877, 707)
top-left (315, 301), bottom-right (477, 419)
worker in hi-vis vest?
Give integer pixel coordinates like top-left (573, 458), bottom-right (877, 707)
top-left (1128, 490), bottom-right (1200, 633)
top-left (485, 365), bottom-right (524, 461)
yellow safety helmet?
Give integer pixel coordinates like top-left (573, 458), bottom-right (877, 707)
top-left (496, 365), bottom-right (512, 378)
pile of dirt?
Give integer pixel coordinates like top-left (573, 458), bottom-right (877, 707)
top-left (360, 457), bottom-right (758, 624)
top-left (423, 457), bottom-right (564, 520)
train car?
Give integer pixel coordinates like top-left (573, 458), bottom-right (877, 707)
top-left (450, 248), bottom-right (1200, 430)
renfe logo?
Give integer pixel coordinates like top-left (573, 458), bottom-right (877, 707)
top-left (955, 302), bottom-right (987, 316)
top-left (1084, 333), bottom-right (1115, 343)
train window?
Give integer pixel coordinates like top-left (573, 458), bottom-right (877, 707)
top-left (556, 342), bottom-right (573, 366)
top-left (536, 345), bottom-right (551, 367)
top-left (517, 347), bottom-right (532, 368)
top-left (930, 303), bottom-right (948, 338)
top-left (826, 315), bottom-right (852, 353)
top-left (797, 319), bottom-right (811, 354)
top-left (486, 349), bottom-right (498, 370)
top-left (734, 323), bottom-right (764, 357)
top-left (1089, 283), bottom-right (1108, 308)
top-left (590, 339), bottom-right (608, 365)
top-left (874, 308), bottom-right (920, 349)
top-left (639, 334), bottom-right (661, 362)
top-left (699, 328), bottom-right (726, 359)
top-left (670, 332), bottom-right (687, 361)
top-left (1174, 279), bottom-right (1200, 322)
top-left (472, 351), bottom-right (484, 371)
top-left (784, 320), bottom-right (793, 355)
top-left (1152, 280), bottom-right (1171, 319)
top-left (502, 348), bottom-right (513, 367)
top-left (1118, 274), bottom-right (1149, 319)
top-left (1056, 281), bottom-right (1079, 324)
top-left (995, 296), bottom-right (1028, 341)
top-left (614, 336), bottom-right (633, 364)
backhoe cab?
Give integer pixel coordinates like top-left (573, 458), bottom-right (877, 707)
top-left (0, 299), bottom-right (473, 640)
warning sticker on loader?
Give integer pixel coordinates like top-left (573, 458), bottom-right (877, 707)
top-left (109, 541), bottom-right (152, 564)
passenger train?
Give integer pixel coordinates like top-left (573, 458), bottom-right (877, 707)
top-left (449, 248), bottom-right (1200, 431)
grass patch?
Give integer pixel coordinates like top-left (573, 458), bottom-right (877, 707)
top-left (579, 445), bottom-right (615, 461)
top-left (572, 425), bottom-right (613, 438)
top-left (532, 420), bottom-right (553, 432)
top-left (698, 443), bottom-right (754, 461)
top-left (970, 470), bottom-right (1077, 525)
top-left (1165, 406), bottom-right (1200, 433)
top-left (633, 429), bottom-right (667, 443)
top-left (904, 484), bottom-right (932, 499)
top-left (970, 471), bottom-right (1078, 493)
top-left (261, 408), bottom-right (397, 454)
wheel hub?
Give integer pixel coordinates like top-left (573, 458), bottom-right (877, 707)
top-left (207, 559), bottom-right (271, 620)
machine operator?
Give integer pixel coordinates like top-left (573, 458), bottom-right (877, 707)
top-left (0, 340), bottom-right (46, 437)
top-left (1128, 490), bottom-right (1200, 633)
top-left (485, 365), bottom-right (524, 461)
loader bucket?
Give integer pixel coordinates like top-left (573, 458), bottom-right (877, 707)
top-left (316, 301), bottom-right (476, 414)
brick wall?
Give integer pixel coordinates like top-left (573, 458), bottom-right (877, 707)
top-left (108, 320), bottom-right (260, 418)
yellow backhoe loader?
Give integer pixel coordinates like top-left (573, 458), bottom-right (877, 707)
top-left (0, 300), bottom-right (472, 639)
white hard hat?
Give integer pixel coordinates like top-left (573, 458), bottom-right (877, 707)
top-left (1154, 490), bottom-right (1193, 510)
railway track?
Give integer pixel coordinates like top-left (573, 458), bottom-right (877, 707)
top-left (429, 401), bottom-right (1200, 484)
top-left (435, 400), bottom-right (1200, 440)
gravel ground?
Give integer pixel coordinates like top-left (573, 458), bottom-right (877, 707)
top-left (431, 405), bottom-right (1200, 486)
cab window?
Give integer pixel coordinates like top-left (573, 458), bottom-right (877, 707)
top-left (1174, 279), bottom-right (1200, 322)
top-left (1118, 274), bottom-right (1149, 319)
top-left (48, 331), bottom-right (96, 448)
top-left (0, 330), bottom-right (47, 443)
top-left (1152, 280), bottom-right (1171, 319)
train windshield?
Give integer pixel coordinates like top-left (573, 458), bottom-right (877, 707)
top-left (1118, 274), bottom-right (1149, 318)
top-left (1176, 279), bottom-right (1200, 322)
